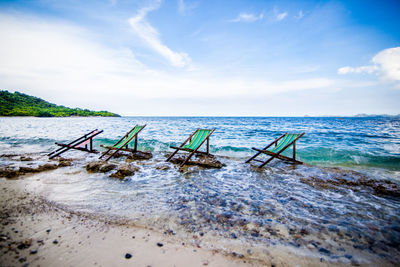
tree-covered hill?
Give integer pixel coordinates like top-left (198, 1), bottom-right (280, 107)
top-left (0, 90), bottom-right (120, 117)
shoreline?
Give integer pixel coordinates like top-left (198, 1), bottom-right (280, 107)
top-left (0, 178), bottom-right (255, 266)
top-left (1, 173), bottom-right (397, 267)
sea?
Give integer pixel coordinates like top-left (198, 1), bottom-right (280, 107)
top-left (1, 116), bottom-right (400, 265)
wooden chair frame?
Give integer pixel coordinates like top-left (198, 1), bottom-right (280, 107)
top-left (99, 125), bottom-right (146, 162)
top-left (166, 128), bottom-right (215, 167)
top-left (246, 132), bottom-right (305, 167)
top-left (48, 129), bottom-right (103, 159)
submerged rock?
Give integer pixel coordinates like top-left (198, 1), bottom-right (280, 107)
top-left (20, 156), bottom-right (33, 161)
top-left (99, 163), bottom-right (117, 173)
top-left (127, 151), bottom-right (153, 160)
top-left (109, 164), bottom-right (138, 179)
top-left (155, 164), bottom-right (170, 171)
top-left (301, 175), bottom-right (400, 198)
top-left (167, 154), bottom-right (225, 169)
top-left (86, 161), bottom-right (104, 172)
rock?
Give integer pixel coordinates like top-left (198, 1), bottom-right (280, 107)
top-left (125, 253), bottom-right (132, 259)
top-left (157, 242), bottom-right (163, 247)
top-left (344, 254), bottom-right (353, 259)
top-left (30, 249), bottom-right (38, 254)
top-left (109, 164), bottom-right (137, 179)
top-left (319, 247), bottom-right (330, 255)
top-left (155, 165), bottom-right (170, 170)
top-left (19, 166), bottom-right (39, 173)
top-left (20, 156), bottom-right (33, 161)
top-left (127, 151), bottom-right (153, 160)
top-left (17, 239), bottom-right (32, 250)
top-left (58, 160), bottom-right (72, 167)
top-left (86, 161), bottom-right (104, 172)
top-left (0, 167), bottom-right (20, 179)
top-left (37, 164), bottom-right (58, 172)
top-left (168, 154), bottom-right (225, 169)
top-left (53, 240), bottom-right (58, 244)
top-left (99, 163), bottom-right (117, 173)
top-left (300, 228), bottom-right (309, 235)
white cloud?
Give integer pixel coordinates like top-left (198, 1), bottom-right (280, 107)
top-left (337, 66), bottom-right (377, 75)
top-left (177, 0), bottom-right (198, 15)
top-left (295, 10), bottom-right (304, 19)
top-left (128, 1), bottom-right (191, 68)
top-left (276, 12), bottom-right (288, 21)
top-left (338, 47), bottom-right (400, 84)
top-left (273, 6), bottom-right (287, 21)
top-left (0, 13), bottom-right (338, 115)
top-left (372, 47), bottom-right (400, 81)
top-left (229, 12), bottom-right (264, 23)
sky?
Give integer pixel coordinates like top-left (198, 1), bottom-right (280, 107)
top-left (0, 0), bottom-right (399, 116)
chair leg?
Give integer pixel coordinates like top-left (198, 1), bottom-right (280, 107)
top-left (180, 150), bottom-right (196, 167)
top-left (166, 148), bottom-right (179, 162)
top-left (134, 136), bottom-right (138, 152)
top-left (258, 155), bottom-right (276, 168)
top-left (246, 151), bottom-right (262, 163)
top-left (293, 142), bottom-right (296, 160)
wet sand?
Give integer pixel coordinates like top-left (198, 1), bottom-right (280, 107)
top-left (0, 175), bottom-right (371, 267)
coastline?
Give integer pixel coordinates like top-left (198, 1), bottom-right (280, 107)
top-left (1, 172), bottom-right (396, 267)
top-left (0, 177), bottom-right (252, 267)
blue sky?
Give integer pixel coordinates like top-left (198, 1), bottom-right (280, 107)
top-left (0, 0), bottom-right (399, 116)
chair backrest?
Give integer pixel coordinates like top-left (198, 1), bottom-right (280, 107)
top-left (183, 129), bottom-right (212, 150)
top-left (114, 125), bottom-right (144, 148)
top-left (268, 133), bottom-right (300, 153)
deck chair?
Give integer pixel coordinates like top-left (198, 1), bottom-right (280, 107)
top-left (166, 128), bottom-right (215, 167)
top-left (48, 129), bottom-right (103, 159)
top-left (246, 133), bottom-right (305, 167)
top-left (99, 125), bottom-right (146, 161)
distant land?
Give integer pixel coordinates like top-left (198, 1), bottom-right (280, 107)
top-left (0, 90), bottom-right (120, 117)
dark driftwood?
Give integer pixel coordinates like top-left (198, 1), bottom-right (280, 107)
top-left (166, 128), bottom-right (215, 167)
top-left (99, 124), bottom-right (146, 161)
top-left (246, 132), bottom-right (305, 167)
top-left (48, 129), bottom-right (103, 159)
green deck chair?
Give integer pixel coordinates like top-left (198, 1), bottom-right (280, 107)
top-left (246, 132), bottom-right (305, 167)
top-left (99, 125), bottom-right (146, 161)
top-left (166, 128), bottom-right (215, 167)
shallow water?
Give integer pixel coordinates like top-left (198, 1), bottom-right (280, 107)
top-left (1, 116), bottom-right (400, 264)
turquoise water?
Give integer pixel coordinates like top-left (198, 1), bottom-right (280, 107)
top-left (1, 116), bottom-right (400, 264)
top-left (1, 116), bottom-right (400, 170)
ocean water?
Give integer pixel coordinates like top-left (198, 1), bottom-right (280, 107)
top-left (1, 116), bottom-right (400, 264)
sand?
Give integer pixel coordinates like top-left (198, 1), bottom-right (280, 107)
top-left (0, 177), bottom-right (259, 267)
top-left (1, 172), bottom-right (395, 267)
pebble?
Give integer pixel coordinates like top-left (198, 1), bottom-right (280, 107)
top-left (46, 229), bottom-right (51, 233)
top-left (125, 253), bottom-right (132, 259)
top-left (53, 240), bottom-right (59, 244)
top-left (157, 242), bottom-right (163, 247)
top-left (344, 254), bottom-right (353, 259)
top-left (319, 247), bottom-right (330, 255)
top-left (30, 249), bottom-right (38, 254)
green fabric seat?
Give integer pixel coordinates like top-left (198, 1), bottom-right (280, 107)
top-left (99, 124), bottom-right (146, 161)
top-left (114, 125), bottom-right (144, 149)
top-left (166, 128), bottom-right (215, 167)
top-left (183, 129), bottom-right (211, 151)
top-left (268, 133), bottom-right (299, 153)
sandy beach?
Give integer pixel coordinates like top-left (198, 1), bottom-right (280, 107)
top-left (1, 170), bottom-right (396, 267)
